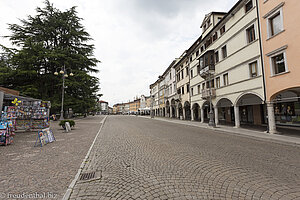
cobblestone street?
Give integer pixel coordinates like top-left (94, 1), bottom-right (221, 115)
top-left (0, 116), bottom-right (104, 200)
top-left (69, 115), bottom-right (300, 200)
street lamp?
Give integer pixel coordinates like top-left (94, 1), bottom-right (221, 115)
top-left (54, 65), bottom-right (74, 120)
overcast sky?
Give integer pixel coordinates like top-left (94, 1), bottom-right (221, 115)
top-left (0, 0), bottom-right (237, 106)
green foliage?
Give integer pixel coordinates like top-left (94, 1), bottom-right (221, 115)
top-left (0, 0), bottom-right (100, 115)
top-left (59, 119), bottom-right (75, 127)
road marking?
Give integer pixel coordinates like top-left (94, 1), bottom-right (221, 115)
top-left (62, 116), bottom-right (107, 200)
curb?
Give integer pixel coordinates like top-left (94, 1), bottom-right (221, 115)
top-left (137, 116), bottom-right (300, 146)
top-left (62, 116), bottom-right (107, 200)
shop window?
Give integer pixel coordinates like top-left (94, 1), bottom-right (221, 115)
top-left (246, 25), bottom-right (256, 43)
top-left (271, 52), bottom-right (287, 75)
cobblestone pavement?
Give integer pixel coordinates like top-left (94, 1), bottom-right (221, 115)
top-left (69, 115), bottom-right (300, 200)
top-left (0, 115), bottom-right (104, 200)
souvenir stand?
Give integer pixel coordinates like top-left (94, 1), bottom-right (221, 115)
top-left (0, 93), bottom-right (51, 146)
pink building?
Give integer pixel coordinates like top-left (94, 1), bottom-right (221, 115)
top-left (258, 0), bottom-right (300, 132)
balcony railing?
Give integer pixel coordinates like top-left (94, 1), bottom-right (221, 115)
top-left (199, 64), bottom-right (215, 78)
top-left (174, 93), bottom-right (181, 101)
top-left (201, 88), bottom-right (216, 99)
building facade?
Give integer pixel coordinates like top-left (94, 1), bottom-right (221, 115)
top-left (258, 0), bottom-right (300, 133)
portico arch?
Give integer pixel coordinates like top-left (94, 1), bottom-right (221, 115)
top-left (192, 103), bottom-right (200, 121)
top-left (216, 98), bottom-right (234, 125)
top-left (184, 101), bottom-right (191, 120)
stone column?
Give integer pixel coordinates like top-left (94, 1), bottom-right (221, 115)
top-left (214, 107), bottom-right (219, 125)
top-left (267, 102), bottom-right (277, 134)
top-left (182, 108), bottom-right (186, 120)
top-left (176, 106), bottom-right (180, 119)
top-left (234, 105), bottom-right (240, 128)
top-left (170, 106), bottom-right (173, 118)
top-left (201, 107), bottom-right (205, 123)
top-left (191, 107), bottom-right (194, 121)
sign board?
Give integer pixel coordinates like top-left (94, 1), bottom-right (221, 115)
top-left (35, 127), bottom-right (55, 147)
top-left (65, 122), bottom-right (71, 132)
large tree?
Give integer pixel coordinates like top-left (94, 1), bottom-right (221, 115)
top-left (1, 0), bottom-right (100, 114)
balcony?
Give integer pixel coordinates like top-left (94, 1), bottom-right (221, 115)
top-left (198, 50), bottom-right (215, 79)
top-left (201, 88), bottom-right (216, 99)
top-left (174, 93), bottom-right (181, 101)
top-left (199, 64), bottom-right (215, 78)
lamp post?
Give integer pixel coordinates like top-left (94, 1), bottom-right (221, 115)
top-left (54, 65), bottom-right (74, 120)
top-left (208, 68), bottom-right (216, 127)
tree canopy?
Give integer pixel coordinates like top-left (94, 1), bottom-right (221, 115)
top-left (0, 0), bottom-right (100, 114)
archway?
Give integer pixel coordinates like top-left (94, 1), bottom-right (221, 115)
top-left (171, 99), bottom-right (176, 118)
top-left (236, 93), bottom-right (264, 125)
top-left (166, 100), bottom-right (170, 117)
top-left (177, 102), bottom-right (183, 119)
top-left (184, 101), bottom-right (191, 120)
top-left (192, 103), bottom-right (200, 121)
top-left (271, 88), bottom-right (300, 125)
top-left (216, 98), bottom-right (234, 125)
top-left (202, 101), bottom-right (213, 123)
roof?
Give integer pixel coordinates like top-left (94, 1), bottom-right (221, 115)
top-left (0, 86), bottom-right (20, 96)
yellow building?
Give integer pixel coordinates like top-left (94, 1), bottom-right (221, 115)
top-left (129, 99), bottom-right (140, 114)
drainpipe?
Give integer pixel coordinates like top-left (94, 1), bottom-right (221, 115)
top-left (256, 0), bottom-right (269, 133)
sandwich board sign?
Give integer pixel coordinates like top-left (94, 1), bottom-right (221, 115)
top-left (65, 122), bottom-right (71, 132)
top-left (35, 128), bottom-right (55, 147)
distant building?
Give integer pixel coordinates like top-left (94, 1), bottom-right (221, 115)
top-left (139, 95), bottom-right (151, 115)
top-left (97, 100), bottom-right (109, 115)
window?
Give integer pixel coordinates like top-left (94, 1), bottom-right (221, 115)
top-left (201, 46), bottom-right (204, 52)
top-left (170, 72), bottom-right (171, 79)
top-left (181, 70), bottom-right (184, 79)
top-left (216, 77), bottom-right (220, 88)
top-left (177, 89), bottom-right (181, 94)
top-left (187, 84), bottom-right (190, 93)
top-left (271, 53), bottom-right (287, 75)
top-left (245, 0), bottom-right (253, 13)
top-left (190, 56), bottom-right (193, 62)
top-left (197, 85), bottom-right (201, 94)
top-left (182, 87), bottom-right (184, 94)
top-left (213, 32), bottom-right (218, 41)
top-left (186, 67), bottom-right (189, 76)
top-left (246, 25), bottom-right (256, 43)
top-left (249, 61), bottom-right (258, 77)
top-left (223, 73), bottom-right (229, 86)
top-left (190, 69), bottom-right (193, 78)
top-left (197, 65), bottom-right (200, 74)
top-left (202, 83), bottom-right (205, 89)
top-left (210, 79), bottom-right (215, 88)
top-left (220, 25), bottom-right (226, 35)
top-left (191, 88), bottom-right (194, 96)
top-left (196, 50), bottom-right (199, 57)
top-left (268, 12), bottom-right (283, 37)
top-left (222, 45), bottom-right (227, 59)
top-left (215, 51), bottom-right (219, 63)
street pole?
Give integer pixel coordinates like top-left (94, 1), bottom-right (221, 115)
top-left (208, 69), bottom-right (216, 127)
top-left (151, 95), bottom-right (154, 118)
top-left (59, 65), bottom-right (65, 120)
